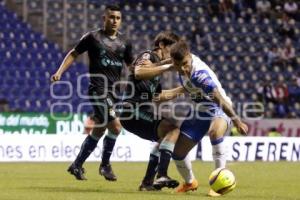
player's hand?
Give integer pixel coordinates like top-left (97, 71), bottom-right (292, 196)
top-left (159, 58), bottom-right (172, 65)
top-left (51, 73), bottom-right (61, 82)
top-left (233, 120), bottom-right (248, 136)
top-left (138, 59), bottom-right (153, 67)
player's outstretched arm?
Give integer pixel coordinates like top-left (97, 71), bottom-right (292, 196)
top-left (153, 86), bottom-right (185, 103)
top-left (51, 49), bottom-right (79, 82)
top-left (134, 60), bottom-right (172, 80)
top-left (212, 88), bottom-right (248, 135)
top-left (158, 58), bottom-right (172, 65)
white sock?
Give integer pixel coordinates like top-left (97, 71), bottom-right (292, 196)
top-left (174, 156), bottom-right (194, 184)
top-left (212, 138), bottom-right (227, 169)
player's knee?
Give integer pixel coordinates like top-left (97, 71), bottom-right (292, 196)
top-left (157, 120), bottom-right (177, 138)
top-left (106, 118), bottom-right (123, 135)
top-left (108, 124), bottom-right (122, 135)
top-left (209, 129), bottom-right (221, 141)
top-left (208, 129), bottom-right (225, 140)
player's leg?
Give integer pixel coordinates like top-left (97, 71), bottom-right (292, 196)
top-left (171, 111), bottom-right (211, 192)
top-left (139, 143), bottom-right (160, 191)
top-left (156, 119), bottom-right (180, 178)
top-left (120, 109), bottom-right (167, 190)
top-left (68, 90), bottom-right (109, 180)
top-left (208, 117), bottom-right (229, 169)
top-left (172, 134), bottom-right (199, 193)
top-left (207, 113), bottom-right (230, 197)
top-left (153, 119), bottom-right (180, 189)
top-left (68, 117), bottom-right (106, 180)
top-left (120, 109), bottom-right (181, 190)
top-left (99, 117), bottom-right (122, 181)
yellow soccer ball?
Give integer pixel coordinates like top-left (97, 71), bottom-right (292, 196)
top-left (209, 168), bottom-right (236, 195)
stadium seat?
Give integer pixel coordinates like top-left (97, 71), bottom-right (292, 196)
top-left (1, 1), bottom-right (299, 115)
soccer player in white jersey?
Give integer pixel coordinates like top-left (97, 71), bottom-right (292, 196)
top-left (156, 40), bottom-right (248, 196)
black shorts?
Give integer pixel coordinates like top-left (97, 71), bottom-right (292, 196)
top-left (119, 106), bottom-right (162, 142)
top-left (89, 89), bottom-right (117, 126)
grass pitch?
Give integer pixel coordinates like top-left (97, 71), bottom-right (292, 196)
top-left (0, 162), bottom-right (299, 200)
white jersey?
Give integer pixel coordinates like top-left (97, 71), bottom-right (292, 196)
top-left (179, 54), bottom-right (232, 110)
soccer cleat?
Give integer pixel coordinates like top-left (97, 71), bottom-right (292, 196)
top-left (99, 164), bottom-right (117, 181)
top-left (176, 179), bottom-right (198, 193)
top-left (138, 182), bottom-right (159, 191)
top-left (207, 189), bottom-right (222, 197)
top-left (153, 176), bottom-right (179, 190)
top-left (67, 164), bottom-right (87, 180)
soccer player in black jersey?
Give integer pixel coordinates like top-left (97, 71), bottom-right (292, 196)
top-left (51, 5), bottom-right (134, 181)
top-left (120, 31), bottom-right (183, 190)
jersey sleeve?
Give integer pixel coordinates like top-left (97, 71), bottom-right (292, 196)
top-left (190, 70), bottom-right (217, 94)
top-left (124, 40), bottom-right (134, 65)
top-left (74, 33), bottom-right (91, 54)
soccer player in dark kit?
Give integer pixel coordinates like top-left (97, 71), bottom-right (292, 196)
top-left (51, 4), bottom-right (134, 181)
top-left (120, 31), bottom-right (183, 190)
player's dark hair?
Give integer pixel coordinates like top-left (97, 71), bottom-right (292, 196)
top-left (105, 4), bottom-right (121, 12)
top-left (170, 39), bottom-right (190, 61)
top-left (154, 31), bottom-right (180, 48)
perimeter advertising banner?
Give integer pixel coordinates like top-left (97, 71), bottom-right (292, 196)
top-left (0, 134), bottom-right (299, 162)
top-left (1, 112), bottom-right (300, 137)
top-left (0, 112), bottom-right (87, 135)
top-left (199, 137), bottom-right (300, 162)
top-left (0, 112), bottom-right (300, 162)
top-left (0, 134), bottom-right (198, 162)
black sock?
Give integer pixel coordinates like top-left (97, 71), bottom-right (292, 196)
top-left (74, 135), bottom-right (98, 167)
top-left (101, 136), bottom-right (116, 166)
top-left (142, 153), bottom-right (159, 184)
top-left (157, 149), bottom-right (172, 177)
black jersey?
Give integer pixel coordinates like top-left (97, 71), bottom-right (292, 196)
top-left (123, 50), bottom-right (162, 105)
top-left (74, 29), bottom-right (134, 93)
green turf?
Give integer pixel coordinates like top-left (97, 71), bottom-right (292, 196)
top-left (0, 162), bottom-right (299, 200)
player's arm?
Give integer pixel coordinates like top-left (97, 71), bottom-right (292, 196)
top-left (51, 32), bottom-right (90, 82)
top-left (51, 49), bottom-right (79, 82)
top-left (191, 70), bottom-right (248, 135)
top-left (211, 89), bottom-right (248, 135)
top-left (153, 86), bottom-right (185, 103)
top-left (135, 59), bottom-right (173, 80)
top-left (135, 63), bottom-right (172, 80)
top-left (124, 39), bottom-right (134, 69)
top-left (157, 58), bottom-right (172, 65)
top-left (137, 58), bottom-right (172, 68)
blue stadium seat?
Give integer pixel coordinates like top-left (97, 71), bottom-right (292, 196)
top-left (1, 2), bottom-right (299, 115)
